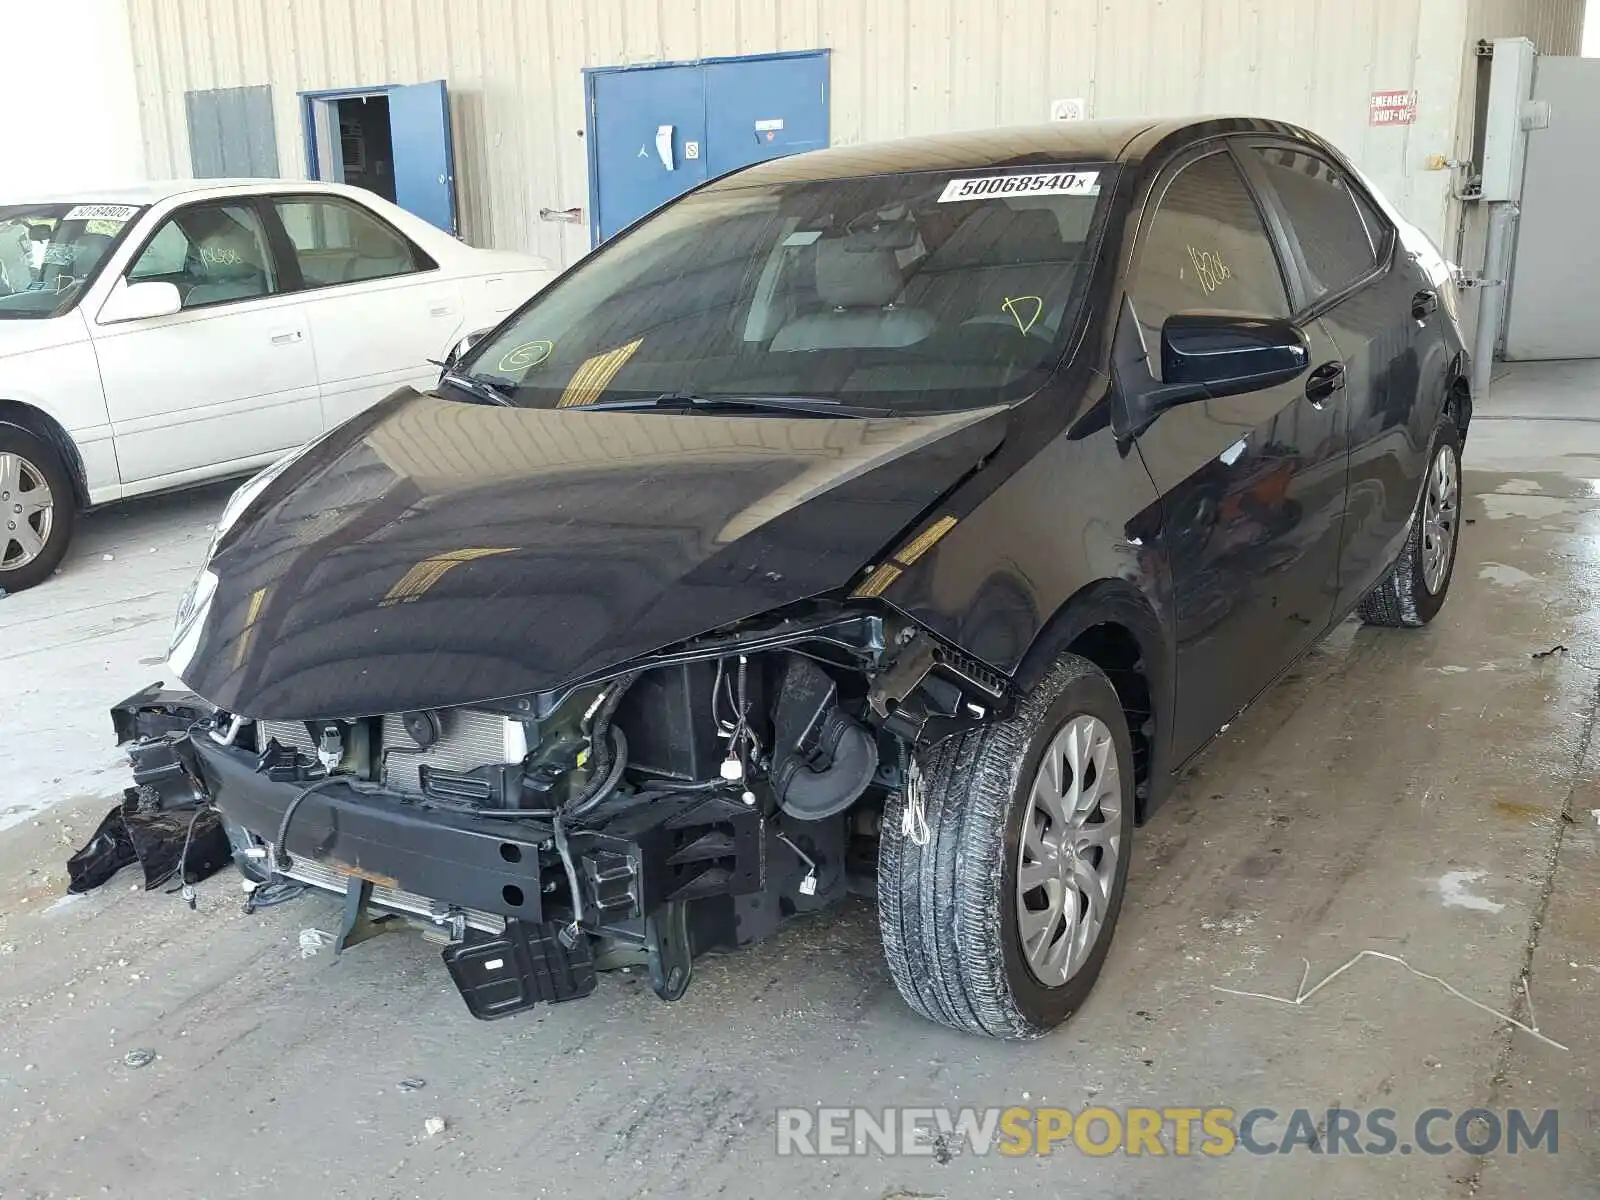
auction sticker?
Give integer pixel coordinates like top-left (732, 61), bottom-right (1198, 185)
top-left (63, 204), bottom-right (140, 222)
top-left (938, 171), bottom-right (1099, 202)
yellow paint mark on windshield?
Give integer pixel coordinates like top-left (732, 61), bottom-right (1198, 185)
top-left (1001, 296), bottom-right (1044, 336)
top-left (497, 339), bottom-right (554, 373)
top-left (557, 338), bottom-right (644, 408)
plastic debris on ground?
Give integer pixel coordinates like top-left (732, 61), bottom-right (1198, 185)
top-left (299, 928), bottom-right (336, 958)
top-left (397, 1077), bottom-right (427, 1093)
top-left (123, 1048), bottom-right (156, 1068)
top-left (424, 1117), bottom-right (447, 1137)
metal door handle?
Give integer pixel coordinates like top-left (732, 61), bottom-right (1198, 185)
top-left (1305, 361), bottom-right (1345, 407)
top-left (655, 124), bottom-right (675, 171)
top-left (269, 329), bottom-right (303, 345)
top-left (1411, 290), bottom-right (1438, 322)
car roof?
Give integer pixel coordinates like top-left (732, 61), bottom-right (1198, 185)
top-left (710, 116), bottom-right (1320, 189)
top-left (1, 178), bottom-right (358, 207)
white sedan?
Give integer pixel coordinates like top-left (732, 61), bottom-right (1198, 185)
top-left (0, 179), bottom-right (554, 591)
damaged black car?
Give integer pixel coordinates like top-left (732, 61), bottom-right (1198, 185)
top-left (112, 117), bottom-right (1470, 1038)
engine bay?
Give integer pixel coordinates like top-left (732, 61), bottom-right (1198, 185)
top-left (110, 602), bottom-right (1012, 1019)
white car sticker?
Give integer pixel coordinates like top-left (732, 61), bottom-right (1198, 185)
top-left (937, 171), bottom-right (1100, 203)
top-left (63, 204), bottom-right (140, 222)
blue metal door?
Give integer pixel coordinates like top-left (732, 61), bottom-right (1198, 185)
top-left (588, 53), bottom-right (830, 243)
top-left (590, 65), bottom-right (708, 242)
top-left (703, 55), bottom-right (829, 177)
top-left (388, 80), bottom-right (457, 234)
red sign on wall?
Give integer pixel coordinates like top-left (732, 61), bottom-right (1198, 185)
top-left (1369, 89), bottom-right (1419, 126)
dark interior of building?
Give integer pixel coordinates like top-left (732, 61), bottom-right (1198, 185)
top-left (336, 94), bottom-right (395, 202)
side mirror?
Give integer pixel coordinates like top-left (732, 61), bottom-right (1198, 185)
top-left (99, 279), bottom-right (182, 324)
top-left (1160, 313), bottom-right (1309, 398)
top-left (445, 327), bottom-right (492, 369)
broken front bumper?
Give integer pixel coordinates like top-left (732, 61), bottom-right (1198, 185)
top-left (112, 687), bottom-right (774, 1019)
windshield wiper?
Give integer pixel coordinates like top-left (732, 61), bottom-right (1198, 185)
top-left (581, 392), bottom-right (888, 418)
top-left (436, 368), bottom-right (516, 407)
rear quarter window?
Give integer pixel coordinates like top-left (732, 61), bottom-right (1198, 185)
top-left (1246, 147), bottom-right (1381, 302)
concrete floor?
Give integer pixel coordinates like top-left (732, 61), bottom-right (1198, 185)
top-left (1, 363), bottom-right (1596, 1199)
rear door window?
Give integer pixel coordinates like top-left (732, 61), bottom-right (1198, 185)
top-left (1128, 150), bottom-right (1290, 370)
top-left (272, 196), bottom-right (430, 288)
top-left (1245, 146), bottom-right (1383, 303)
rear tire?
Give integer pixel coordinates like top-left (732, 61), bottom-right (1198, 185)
top-left (0, 423), bottom-right (74, 593)
top-left (1357, 414), bottom-right (1462, 629)
top-left (878, 652), bottom-right (1135, 1038)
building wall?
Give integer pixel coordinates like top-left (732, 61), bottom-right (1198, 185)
top-left (125, 0), bottom-right (1582, 268)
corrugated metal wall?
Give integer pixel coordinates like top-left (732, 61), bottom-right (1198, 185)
top-left (124, 0), bottom-right (1585, 267)
top-left (1470, 0), bottom-right (1585, 53)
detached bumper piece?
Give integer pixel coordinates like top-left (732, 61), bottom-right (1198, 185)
top-left (443, 920), bottom-right (597, 1019)
top-left (67, 718), bottom-right (231, 895)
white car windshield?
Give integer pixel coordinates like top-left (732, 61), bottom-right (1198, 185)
top-left (0, 202), bottom-right (145, 320)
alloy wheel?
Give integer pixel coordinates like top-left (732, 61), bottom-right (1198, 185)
top-left (1421, 441), bottom-right (1460, 595)
top-left (0, 452), bottom-right (54, 572)
top-left (1016, 713), bottom-right (1123, 986)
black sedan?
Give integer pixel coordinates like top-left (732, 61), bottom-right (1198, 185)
top-left (121, 116), bottom-right (1468, 1038)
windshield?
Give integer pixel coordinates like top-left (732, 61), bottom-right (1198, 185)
top-left (461, 165), bottom-right (1116, 414)
top-left (0, 202), bottom-right (145, 320)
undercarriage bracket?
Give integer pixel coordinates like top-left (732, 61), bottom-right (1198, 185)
top-left (333, 878), bottom-right (400, 956)
top-left (646, 900), bottom-right (693, 1001)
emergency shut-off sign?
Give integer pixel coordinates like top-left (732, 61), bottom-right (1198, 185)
top-left (1369, 89), bottom-right (1420, 126)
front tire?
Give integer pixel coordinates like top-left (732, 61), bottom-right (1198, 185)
top-left (878, 653), bottom-right (1135, 1038)
top-left (0, 424), bottom-right (74, 593)
top-left (1358, 414), bottom-right (1462, 628)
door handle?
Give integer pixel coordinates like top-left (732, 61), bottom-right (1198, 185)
top-left (269, 329), bottom-right (303, 346)
top-left (1305, 361), bottom-right (1345, 407)
top-left (1411, 289), bottom-right (1439, 322)
top-left (655, 124), bottom-right (675, 171)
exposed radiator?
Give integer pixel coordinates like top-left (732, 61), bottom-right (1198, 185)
top-left (257, 710), bottom-right (527, 797)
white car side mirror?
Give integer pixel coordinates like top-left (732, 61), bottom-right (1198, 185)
top-left (99, 280), bottom-right (182, 324)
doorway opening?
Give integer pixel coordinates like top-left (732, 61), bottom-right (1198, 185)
top-left (331, 94), bottom-right (395, 201)
top-left (308, 93), bottom-right (395, 201)
top-left (300, 81), bottom-right (457, 233)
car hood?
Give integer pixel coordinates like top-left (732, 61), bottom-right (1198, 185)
top-left (177, 388), bottom-right (1008, 720)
